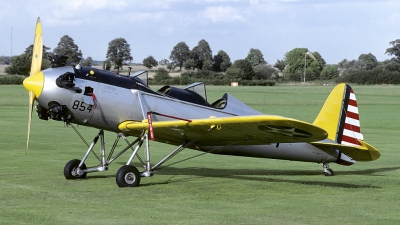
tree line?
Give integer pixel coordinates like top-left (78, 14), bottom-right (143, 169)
top-left (147, 39), bottom-right (280, 85)
top-left (3, 34), bottom-right (400, 85)
top-left (3, 35), bottom-right (133, 75)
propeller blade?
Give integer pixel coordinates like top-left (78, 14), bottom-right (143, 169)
top-left (25, 17), bottom-right (43, 152)
top-left (26, 91), bottom-right (36, 152)
top-left (30, 17), bottom-right (43, 77)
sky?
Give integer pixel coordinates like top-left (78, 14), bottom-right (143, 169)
top-left (0, 0), bottom-right (399, 65)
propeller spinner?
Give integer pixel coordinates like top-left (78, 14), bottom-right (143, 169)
top-left (23, 17), bottom-right (44, 152)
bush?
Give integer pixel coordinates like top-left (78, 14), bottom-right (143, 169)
top-left (240, 80), bottom-right (276, 86)
top-left (253, 64), bottom-right (278, 79)
top-left (336, 67), bottom-right (400, 84)
top-left (5, 54), bottom-right (31, 75)
top-left (320, 65), bottom-right (339, 80)
top-left (0, 75), bottom-right (25, 85)
top-left (154, 68), bottom-right (171, 82)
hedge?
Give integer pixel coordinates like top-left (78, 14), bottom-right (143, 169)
top-left (0, 75), bottom-right (25, 85)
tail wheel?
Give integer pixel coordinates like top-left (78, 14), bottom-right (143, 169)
top-left (116, 165), bottom-right (141, 187)
top-left (64, 159), bottom-right (87, 179)
top-left (324, 168), bottom-right (334, 176)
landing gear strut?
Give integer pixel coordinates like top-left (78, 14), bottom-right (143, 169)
top-left (323, 163), bottom-right (334, 176)
top-left (63, 128), bottom-right (147, 187)
top-left (64, 127), bottom-right (192, 188)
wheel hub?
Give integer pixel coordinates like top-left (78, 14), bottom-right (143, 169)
top-left (71, 167), bottom-right (78, 177)
top-left (124, 172), bottom-right (136, 184)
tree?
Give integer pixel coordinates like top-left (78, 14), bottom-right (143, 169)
top-left (5, 44), bottom-right (51, 75)
top-left (311, 52), bottom-right (326, 68)
top-left (385, 39), bottom-right (400, 63)
top-left (358, 53), bottom-right (378, 70)
top-left (284, 48), bottom-right (323, 81)
top-left (320, 65), bottom-right (339, 80)
top-left (169, 41), bottom-right (190, 71)
top-left (338, 59), bottom-right (366, 75)
top-left (253, 64), bottom-right (278, 79)
top-left (183, 58), bottom-right (196, 71)
top-left (53, 35), bottom-right (82, 65)
top-left (381, 59), bottom-right (400, 72)
top-left (154, 68), bottom-right (170, 81)
top-left (0, 56), bottom-right (11, 65)
top-left (212, 50), bottom-right (232, 72)
top-left (106, 38), bottom-right (133, 71)
top-left (166, 63), bottom-right (176, 71)
top-left (5, 54), bottom-right (31, 75)
top-left (202, 60), bottom-right (213, 71)
top-left (245, 48), bottom-right (267, 67)
top-left (227, 59), bottom-right (255, 80)
top-left (274, 59), bottom-right (286, 72)
top-left (103, 59), bottom-right (112, 71)
top-left (142, 56), bottom-right (158, 69)
top-left (81, 57), bottom-right (93, 67)
top-left (159, 59), bottom-right (169, 66)
top-left (191, 39), bottom-right (213, 70)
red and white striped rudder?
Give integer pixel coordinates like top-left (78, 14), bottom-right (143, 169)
top-left (337, 85), bottom-right (363, 146)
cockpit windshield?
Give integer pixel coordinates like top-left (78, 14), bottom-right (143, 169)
top-left (130, 70), bottom-right (148, 86)
top-left (183, 82), bottom-right (207, 101)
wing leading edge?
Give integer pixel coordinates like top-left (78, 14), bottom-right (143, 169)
top-left (118, 115), bottom-right (328, 146)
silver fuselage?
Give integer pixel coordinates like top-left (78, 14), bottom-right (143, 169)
top-left (37, 66), bottom-right (341, 165)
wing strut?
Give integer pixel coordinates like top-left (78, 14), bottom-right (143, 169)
top-left (149, 125), bottom-right (217, 172)
top-left (150, 129), bottom-right (252, 171)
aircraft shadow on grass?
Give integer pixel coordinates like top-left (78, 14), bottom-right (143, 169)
top-left (94, 162), bottom-right (400, 189)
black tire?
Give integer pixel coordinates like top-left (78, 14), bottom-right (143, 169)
top-left (116, 165), bottom-right (141, 187)
top-left (64, 159), bottom-right (87, 179)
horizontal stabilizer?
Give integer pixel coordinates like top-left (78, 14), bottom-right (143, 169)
top-left (311, 140), bottom-right (380, 162)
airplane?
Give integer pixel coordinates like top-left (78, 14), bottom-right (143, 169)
top-left (23, 17), bottom-right (380, 187)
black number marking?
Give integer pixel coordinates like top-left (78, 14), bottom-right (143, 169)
top-left (72, 100), bottom-right (79, 110)
top-left (71, 100), bottom-right (93, 113)
top-left (87, 105), bottom-right (93, 113)
top-left (79, 102), bottom-right (86, 111)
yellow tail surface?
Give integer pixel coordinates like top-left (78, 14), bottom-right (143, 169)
top-left (313, 83), bottom-right (346, 141)
top-left (312, 83), bottom-right (380, 161)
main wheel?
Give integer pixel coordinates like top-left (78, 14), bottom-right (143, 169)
top-left (116, 165), bottom-right (141, 187)
top-left (64, 159), bottom-right (87, 179)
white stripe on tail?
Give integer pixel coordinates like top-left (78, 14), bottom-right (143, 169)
top-left (340, 88), bottom-right (363, 146)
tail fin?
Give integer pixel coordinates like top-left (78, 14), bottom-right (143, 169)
top-left (312, 83), bottom-right (380, 162)
top-left (313, 83), bottom-right (363, 146)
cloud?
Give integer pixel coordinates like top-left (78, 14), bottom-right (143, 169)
top-left (29, 0), bottom-right (128, 26)
top-left (202, 6), bottom-right (244, 23)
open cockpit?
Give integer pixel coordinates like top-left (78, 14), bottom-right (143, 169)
top-left (71, 66), bottom-right (229, 109)
top-left (129, 70), bottom-right (227, 109)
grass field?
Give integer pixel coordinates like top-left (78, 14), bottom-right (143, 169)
top-left (1, 84), bottom-right (399, 224)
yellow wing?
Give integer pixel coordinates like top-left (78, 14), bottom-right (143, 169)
top-left (119, 115), bottom-right (328, 146)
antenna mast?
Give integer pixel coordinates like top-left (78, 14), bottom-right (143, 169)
top-left (11, 19), bottom-right (13, 61)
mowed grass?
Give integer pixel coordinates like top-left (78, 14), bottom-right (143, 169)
top-left (1, 84), bottom-right (399, 225)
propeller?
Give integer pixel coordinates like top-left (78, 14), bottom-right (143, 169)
top-left (23, 17), bottom-right (44, 152)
